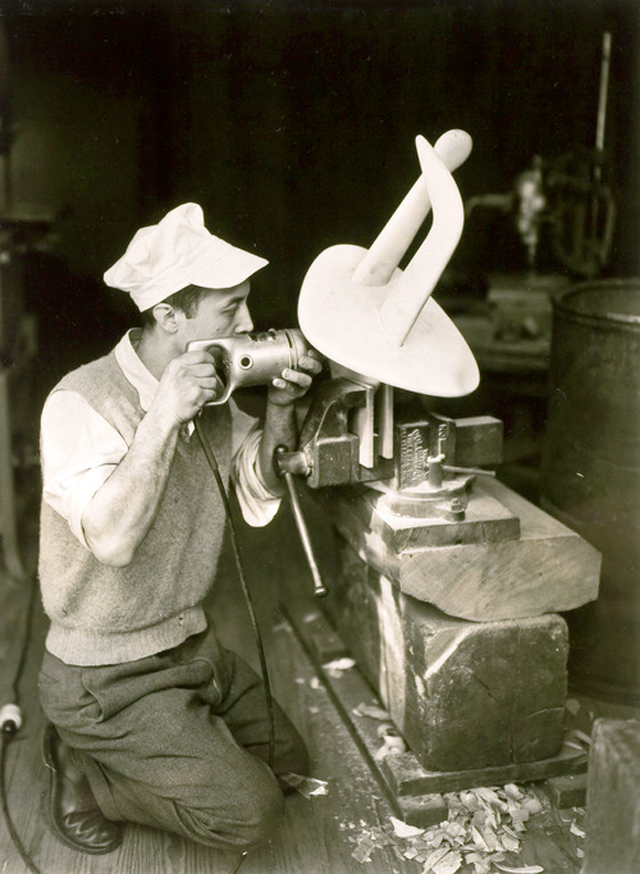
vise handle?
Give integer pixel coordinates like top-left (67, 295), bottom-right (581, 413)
top-left (275, 446), bottom-right (327, 598)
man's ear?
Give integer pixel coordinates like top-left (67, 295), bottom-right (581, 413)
top-left (151, 303), bottom-right (179, 334)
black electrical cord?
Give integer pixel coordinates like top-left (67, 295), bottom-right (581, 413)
top-left (1, 726), bottom-right (40, 874)
top-left (228, 850), bottom-right (249, 873)
top-left (193, 414), bottom-right (276, 770)
top-left (1, 571), bottom-right (42, 874)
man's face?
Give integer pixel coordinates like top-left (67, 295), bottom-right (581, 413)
top-left (177, 282), bottom-right (254, 349)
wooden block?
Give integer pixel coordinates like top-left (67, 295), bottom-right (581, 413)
top-left (326, 541), bottom-right (569, 772)
top-left (583, 718), bottom-right (640, 874)
top-left (284, 598), bottom-right (586, 833)
top-left (321, 476), bottom-right (601, 621)
top-left (384, 742), bottom-right (587, 797)
top-left (546, 774), bottom-right (588, 809)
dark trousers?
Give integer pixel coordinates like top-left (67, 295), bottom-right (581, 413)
top-left (38, 622), bottom-right (308, 851)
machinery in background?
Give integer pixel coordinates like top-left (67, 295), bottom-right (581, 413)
top-left (465, 145), bottom-right (616, 282)
top-left (448, 32), bottom-right (616, 408)
top-left (454, 139), bottom-right (616, 376)
top-left (467, 31), bottom-right (615, 281)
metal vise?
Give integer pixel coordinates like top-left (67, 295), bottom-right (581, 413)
top-left (278, 383), bottom-right (502, 499)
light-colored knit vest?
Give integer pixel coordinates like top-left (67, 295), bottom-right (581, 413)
top-left (39, 349), bottom-right (232, 666)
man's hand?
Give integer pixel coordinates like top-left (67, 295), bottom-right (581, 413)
top-left (152, 349), bottom-right (224, 425)
top-left (258, 350), bottom-right (323, 493)
top-left (267, 351), bottom-right (324, 407)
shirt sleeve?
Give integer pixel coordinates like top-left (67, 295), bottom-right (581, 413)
top-left (229, 399), bottom-right (282, 528)
top-left (40, 390), bottom-right (129, 547)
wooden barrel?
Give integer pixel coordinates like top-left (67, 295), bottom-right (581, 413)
top-left (540, 280), bottom-right (640, 705)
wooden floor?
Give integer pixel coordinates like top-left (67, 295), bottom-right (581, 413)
top-left (1, 472), bottom-right (638, 874)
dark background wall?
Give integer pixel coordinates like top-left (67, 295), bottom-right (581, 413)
top-left (2, 0), bottom-right (639, 391)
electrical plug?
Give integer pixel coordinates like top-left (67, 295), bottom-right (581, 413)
top-left (0, 704), bottom-right (23, 738)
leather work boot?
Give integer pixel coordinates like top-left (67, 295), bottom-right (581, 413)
top-left (42, 723), bottom-right (123, 854)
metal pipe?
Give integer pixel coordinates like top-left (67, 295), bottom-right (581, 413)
top-left (275, 446), bottom-right (327, 598)
top-left (282, 471), bottom-right (328, 598)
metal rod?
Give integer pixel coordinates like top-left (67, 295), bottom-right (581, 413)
top-left (596, 31), bottom-right (612, 155)
top-left (442, 465), bottom-right (496, 478)
top-left (282, 471), bottom-right (328, 598)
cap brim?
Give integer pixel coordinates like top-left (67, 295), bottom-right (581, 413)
top-left (188, 245), bottom-right (268, 290)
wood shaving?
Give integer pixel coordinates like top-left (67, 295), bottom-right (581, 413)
top-left (351, 833), bottom-right (376, 863)
top-left (494, 865), bottom-right (544, 873)
top-left (431, 849), bottom-right (463, 873)
top-left (565, 728), bottom-right (592, 747)
top-left (280, 772), bottom-right (329, 798)
top-left (354, 702), bottom-right (392, 721)
top-left (348, 782), bottom-right (548, 872)
top-left (323, 656), bottom-right (356, 676)
top-left (390, 816), bottom-right (424, 838)
top-left (569, 821), bottom-right (585, 838)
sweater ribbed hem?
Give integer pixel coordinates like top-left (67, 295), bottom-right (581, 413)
top-left (44, 606), bottom-right (208, 666)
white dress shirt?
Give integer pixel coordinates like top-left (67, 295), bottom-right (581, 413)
top-left (41, 330), bottom-right (281, 547)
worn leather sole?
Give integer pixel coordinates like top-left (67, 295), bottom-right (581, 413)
top-left (42, 723), bottom-right (123, 855)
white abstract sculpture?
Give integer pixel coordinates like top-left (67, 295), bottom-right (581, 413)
top-left (298, 131), bottom-right (479, 398)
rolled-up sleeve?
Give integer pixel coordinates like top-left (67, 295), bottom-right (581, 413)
top-left (230, 400), bottom-right (282, 527)
top-left (41, 391), bottom-right (129, 546)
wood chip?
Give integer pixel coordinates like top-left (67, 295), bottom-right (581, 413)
top-left (474, 787), bottom-right (503, 806)
top-left (573, 729), bottom-right (592, 745)
top-left (569, 821), bottom-right (586, 838)
top-left (422, 846), bottom-right (451, 869)
top-left (281, 772), bottom-right (328, 798)
top-left (351, 835), bottom-right (376, 863)
top-left (502, 833), bottom-right (521, 852)
top-left (349, 783), bottom-right (548, 870)
top-left (566, 728), bottom-right (592, 746)
top-left (471, 825), bottom-right (489, 851)
top-left (323, 656), bottom-right (356, 676)
top-left (389, 816), bottom-right (424, 838)
top-left (353, 702), bottom-right (390, 720)
top-left (432, 849), bottom-right (463, 874)
top-left (524, 797), bottom-right (542, 815)
top-left (494, 865), bottom-right (544, 873)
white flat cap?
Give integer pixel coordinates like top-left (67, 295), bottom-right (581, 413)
top-left (103, 202), bottom-right (268, 311)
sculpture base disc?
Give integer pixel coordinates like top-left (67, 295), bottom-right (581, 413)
top-left (298, 244), bottom-right (479, 398)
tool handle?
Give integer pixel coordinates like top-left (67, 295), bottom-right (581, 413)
top-left (283, 472), bottom-right (328, 598)
top-left (275, 445), bottom-right (327, 597)
top-left (442, 465), bottom-right (496, 478)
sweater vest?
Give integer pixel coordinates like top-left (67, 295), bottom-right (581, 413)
top-left (38, 349), bottom-right (232, 666)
